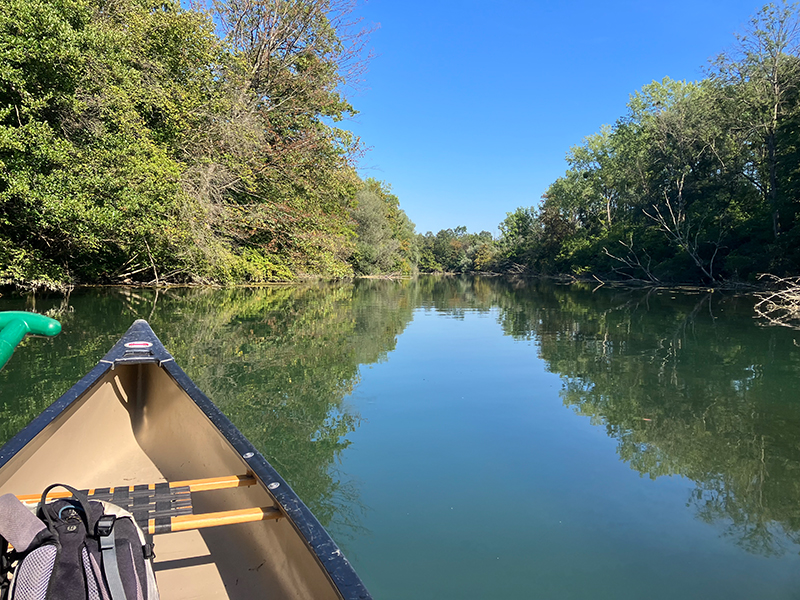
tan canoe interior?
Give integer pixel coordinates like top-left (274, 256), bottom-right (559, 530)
top-left (0, 363), bottom-right (343, 600)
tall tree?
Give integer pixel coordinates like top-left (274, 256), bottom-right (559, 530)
top-left (712, 1), bottom-right (800, 238)
top-left (630, 78), bottom-right (734, 282)
top-left (565, 126), bottom-right (623, 229)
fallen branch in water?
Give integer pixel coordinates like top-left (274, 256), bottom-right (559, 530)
top-left (754, 274), bottom-right (800, 329)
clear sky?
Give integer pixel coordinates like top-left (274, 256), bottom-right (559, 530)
top-left (342, 0), bottom-right (770, 235)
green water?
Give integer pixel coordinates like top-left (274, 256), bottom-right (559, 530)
top-left (2, 277), bottom-right (800, 599)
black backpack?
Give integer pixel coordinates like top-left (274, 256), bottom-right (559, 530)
top-left (0, 484), bottom-right (159, 600)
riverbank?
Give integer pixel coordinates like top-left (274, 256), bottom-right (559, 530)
top-left (0, 271), bottom-right (780, 296)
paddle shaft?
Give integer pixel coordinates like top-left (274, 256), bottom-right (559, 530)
top-left (148, 506), bottom-right (282, 535)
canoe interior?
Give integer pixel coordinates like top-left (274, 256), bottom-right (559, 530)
top-left (0, 362), bottom-right (342, 600)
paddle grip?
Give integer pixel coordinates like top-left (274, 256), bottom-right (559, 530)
top-left (0, 312), bottom-right (61, 370)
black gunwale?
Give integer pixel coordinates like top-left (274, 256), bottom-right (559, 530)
top-left (0, 319), bottom-right (372, 600)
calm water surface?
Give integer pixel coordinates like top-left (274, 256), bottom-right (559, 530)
top-left (2, 277), bottom-right (800, 599)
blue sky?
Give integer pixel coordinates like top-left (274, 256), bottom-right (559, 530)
top-left (342, 0), bottom-right (769, 235)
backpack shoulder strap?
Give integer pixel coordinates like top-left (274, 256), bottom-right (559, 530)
top-left (97, 516), bottom-right (128, 600)
top-left (97, 502), bottom-right (159, 600)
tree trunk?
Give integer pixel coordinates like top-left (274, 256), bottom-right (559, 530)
top-left (767, 127), bottom-right (779, 239)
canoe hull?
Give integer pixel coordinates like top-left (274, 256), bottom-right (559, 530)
top-left (0, 320), bottom-right (370, 600)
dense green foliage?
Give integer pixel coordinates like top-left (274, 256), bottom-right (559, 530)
top-left (0, 0), bottom-right (415, 288)
top-left (350, 179), bottom-right (416, 275)
top-left (491, 2), bottom-right (800, 284)
top-left (8, 0), bottom-right (800, 287)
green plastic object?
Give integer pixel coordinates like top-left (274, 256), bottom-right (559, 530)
top-left (0, 311), bottom-right (61, 370)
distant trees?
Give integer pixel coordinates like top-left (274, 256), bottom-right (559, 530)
top-left (495, 207), bottom-right (547, 271)
top-left (416, 227), bottom-right (495, 273)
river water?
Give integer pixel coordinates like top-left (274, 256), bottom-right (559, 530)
top-left (2, 276), bottom-right (800, 599)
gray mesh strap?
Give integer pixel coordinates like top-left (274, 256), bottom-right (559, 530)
top-left (99, 524), bottom-right (129, 600)
top-left (88, 552), bottom-right (112, 600)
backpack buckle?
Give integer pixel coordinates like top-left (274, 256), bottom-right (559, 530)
top-left (143, 542), bottom-right (155, 560)
top-left (95, 515), bottom-right (116, 537)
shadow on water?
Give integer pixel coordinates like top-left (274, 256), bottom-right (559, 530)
top-left (3, 276), bottom-right (800, 557)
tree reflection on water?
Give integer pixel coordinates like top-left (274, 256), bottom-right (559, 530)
top-left (488, 279), bottom-right (800, 557)
top-left (0, 281), bottom-right (418, 542)
top-left (2, 276), bottom-right (800, 556)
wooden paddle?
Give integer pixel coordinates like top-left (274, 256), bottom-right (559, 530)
top-left (147, 506), bottom-right (282, 535)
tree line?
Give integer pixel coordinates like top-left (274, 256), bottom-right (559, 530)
top-left (4, 0), bottom-right (800, 288)
top-left (420, 2), bottom-right (800, 284)
top-left (0, 0), bottom-right (416, 289)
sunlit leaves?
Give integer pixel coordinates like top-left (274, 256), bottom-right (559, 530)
top-left (0, 0), bottom-right (381, 288)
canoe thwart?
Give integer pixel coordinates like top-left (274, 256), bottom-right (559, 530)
top-left (14, 474), bottom-right (274, 534)
top-left (15, 473), bottom-right (257, 504)
top-left (180, 474), bottom-right (258, 493)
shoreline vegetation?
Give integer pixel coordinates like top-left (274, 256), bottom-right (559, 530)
top-left (0, 271), bottom-right (773, 291)
top-left (1, 1), bottom-right (799, 316)
top-left (0, 0), bottom-right (417, 291)
top-left (5, 273), bottom-right (800, 331)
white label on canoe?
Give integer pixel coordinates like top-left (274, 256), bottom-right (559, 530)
top-left (242, 452), bottom-right (254, 459)
top-left (268, 482), bottom-right (280, 490)
top-left (124, 341), bottom-right (153, 349)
